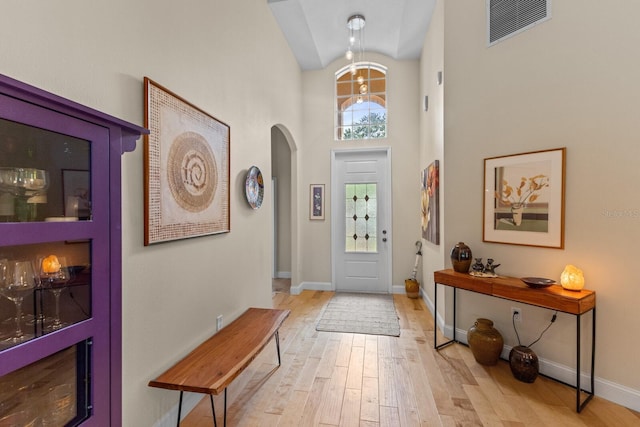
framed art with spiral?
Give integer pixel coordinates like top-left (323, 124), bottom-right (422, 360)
top-left (144, 77), bottom-right (230, 245)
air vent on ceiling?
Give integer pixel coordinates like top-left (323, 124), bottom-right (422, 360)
top-left (488, 0), bottom-right (550, 46)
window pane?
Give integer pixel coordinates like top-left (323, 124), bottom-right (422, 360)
top-left (344, 183), bottom-right (377, 252)
top-left (335, 63), bottom-right (387, 141)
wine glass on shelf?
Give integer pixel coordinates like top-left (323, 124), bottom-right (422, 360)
top-left (38, 255), bottom-right (72, 332)
top-left (0, 260), bottom-right (37, 345)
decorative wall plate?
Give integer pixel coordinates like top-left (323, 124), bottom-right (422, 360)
top-left (245, 166), bottom-right (264, 209)
top-left (521, 277), bottom-right (555, 288)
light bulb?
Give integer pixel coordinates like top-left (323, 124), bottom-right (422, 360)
top-left (359, 84), bottom-right (368, 95)
top-left (345, 49), bottom-right (353, 60)
top-left (350, 36), bottom-right (355, 44)
top-left (350, 63), bottom-right (357, 75)
top-left (356, 96), bottom-right (363, 104)
top-left (357, 75), bottom-right (364, 85)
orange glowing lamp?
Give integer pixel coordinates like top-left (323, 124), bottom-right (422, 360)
top-left (560, 264), bottom-right (584, 291)
top-left (42, 255), bottom-right (61, 274)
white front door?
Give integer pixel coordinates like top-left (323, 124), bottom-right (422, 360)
top-left (331, 148), bottom-right (392, 293)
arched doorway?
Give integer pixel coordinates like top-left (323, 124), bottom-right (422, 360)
top-left (270, 125), bottom-right (297, 293)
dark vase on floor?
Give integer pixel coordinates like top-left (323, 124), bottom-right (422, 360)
top-left (509, 345), bottom-right (539, 383)
top-left (467, 318), bottom-right (504, 366)
top-left (451, 242), bottom-right (472, 273)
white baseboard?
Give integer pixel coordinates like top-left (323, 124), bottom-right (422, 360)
top-left (420, 290), bottom-right (640, 413)
top-left (275, 271), bottom-right (291, 279)
top-left (153, 392), bottom-right (203, 427)
top-left (290, 281), bottom-right (333, 295)
top-left (391, 284), bottom-right (406, 294)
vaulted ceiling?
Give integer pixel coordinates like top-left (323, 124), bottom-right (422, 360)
top-left (268, 0), bottom-right (436, 70)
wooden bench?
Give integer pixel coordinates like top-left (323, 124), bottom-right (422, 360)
top-left (149, 307), bottom-right (290, 426)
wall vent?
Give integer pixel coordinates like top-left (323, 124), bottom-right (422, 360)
top-left (487, 0), bottom-right (550, 46)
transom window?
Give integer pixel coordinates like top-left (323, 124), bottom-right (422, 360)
top-left (335, 62), bottom-right (387, 141)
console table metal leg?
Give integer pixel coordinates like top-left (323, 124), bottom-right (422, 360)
top-left (590, 308), bottom-right (596, 397)
top-left (453, 288), bottom-right (457, 342)
top-left (434, 283), bottom-right (457, 350)
top-left (577, 312), bottom-right (582, 412)
top-left (576, 308), bottom-right (596, 413)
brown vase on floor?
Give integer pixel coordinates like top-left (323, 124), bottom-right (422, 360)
top-left (509, 345), bottom-right (539, 383)
top-left (467, 318), bottom-right (504, 365)
top-left (405, 279), bottom-right (419, 299)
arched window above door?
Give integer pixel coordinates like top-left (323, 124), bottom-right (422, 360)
top-left (335, 62), bottom-right (387, 141)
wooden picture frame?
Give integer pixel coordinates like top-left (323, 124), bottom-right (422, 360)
top-left (483, 148), bottom-right (565, 248)
top-left (144, 78), bottom-right (230, 245)
top-left (309, 184), bottom-right (325, 220)
top-left (421, 160), bottom-right (440, 245)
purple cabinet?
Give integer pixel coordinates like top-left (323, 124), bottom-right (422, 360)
top-left (0, 73), bottom-right (147, 425)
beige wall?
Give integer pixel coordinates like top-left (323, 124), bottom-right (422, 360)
top-left (0, 1), bottom-right (302, 426)
top-left (419, 0), bottom-right (446, 301)
top-left (4, 0), bottom-right (639, 420)
top-left (420, 0), bottom-right (640, 408)
top-left (299, 53), bottom-right (422, 289)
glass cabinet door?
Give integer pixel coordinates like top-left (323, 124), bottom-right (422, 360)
top-left (0, 117), bottom-right (91, 223)
top-left (0, 95), bottom-right (111, 425)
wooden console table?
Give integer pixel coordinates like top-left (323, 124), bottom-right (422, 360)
top-left (433, 269), bottom-right (595, 412)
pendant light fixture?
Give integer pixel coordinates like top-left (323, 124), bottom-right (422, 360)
top-left (345, 14), bottom-right (368, 96)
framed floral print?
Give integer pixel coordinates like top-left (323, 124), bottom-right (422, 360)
top-left (483, 148), bottom-right (565, 248)
top-left (310, 184), bottom-right (325, 220)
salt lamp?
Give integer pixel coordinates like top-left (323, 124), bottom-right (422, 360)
top-left (560, 264), bottom-right (584, 291)
top-left (42, 255), bottom-right (61, 274)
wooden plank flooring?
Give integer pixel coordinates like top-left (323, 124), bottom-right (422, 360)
top-left (181, 291), bottom-right (640, 426)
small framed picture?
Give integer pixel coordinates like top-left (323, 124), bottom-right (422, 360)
top-left (309, 184), bottom-right (325, 220)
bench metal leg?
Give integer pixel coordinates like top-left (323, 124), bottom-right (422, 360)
top-left (177, 391), bottom-right (219, 427)
top-left (210, 394), bottom-right (217, 427)
top-left (275, 330), bottom-right (282, 366)
top-left (176, 391), bottom-right (183, 427)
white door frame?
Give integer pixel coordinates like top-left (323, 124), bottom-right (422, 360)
top-left (331, 147), bottom-right (393, 292)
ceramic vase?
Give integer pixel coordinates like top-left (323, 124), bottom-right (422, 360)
top-left (467, 318), bottom-right (504, 366)
top-left (404, 278), bottom-right (419, 299)
top-left (450, 242), bottom-right (472, 273)
top-left (509, 345), bottom-right (539, 383)
top-left (511, 204), bottom-right (524, 226)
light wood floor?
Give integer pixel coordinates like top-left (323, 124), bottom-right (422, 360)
top-left (182, 290), bottom-right (640, 426)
